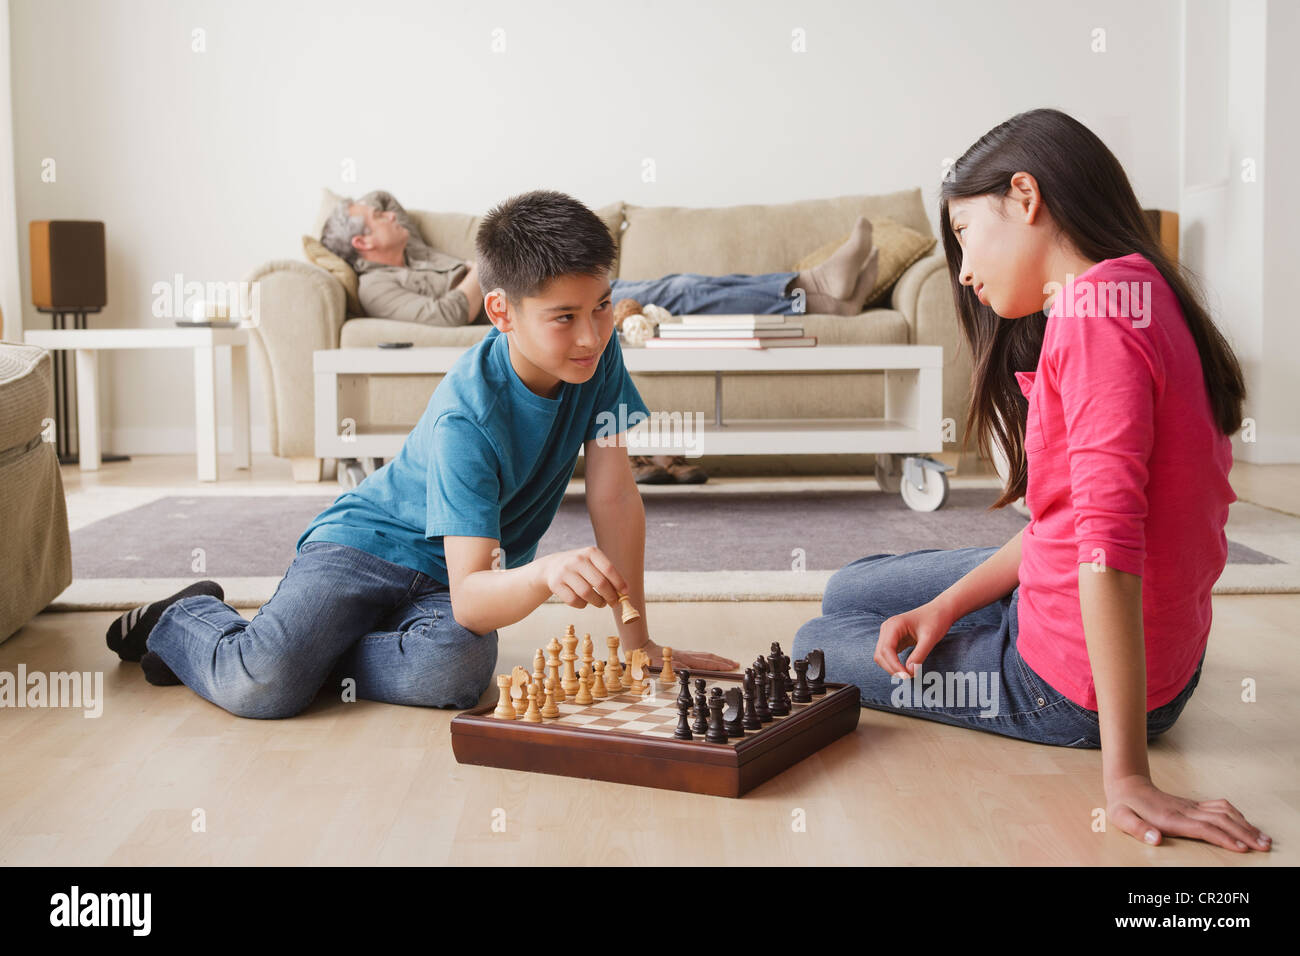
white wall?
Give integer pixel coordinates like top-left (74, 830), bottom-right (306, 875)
top-left (8, 0), bottom-right (1192, 454)
top-left (1182, 0), bottom-right (1300, 464)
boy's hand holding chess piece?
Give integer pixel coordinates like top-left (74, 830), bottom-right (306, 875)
top-left (532, 545), bottom-right (738, 673)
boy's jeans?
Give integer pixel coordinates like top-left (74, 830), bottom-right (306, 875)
top-left (146, 541), bottom-right (498, 719)
top-left (792, 546), bottom-right (1204, 748)
top-left (610, 272), bottom-right (799, 315)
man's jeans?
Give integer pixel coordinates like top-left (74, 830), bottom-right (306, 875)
top-left (792, 546), bottom-right (1204, 748)
top-left (610, 272), bottom-right (799, 315)
top-left (146, 541), bottom-right (498, 719)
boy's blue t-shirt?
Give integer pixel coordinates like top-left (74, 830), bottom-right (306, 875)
top-left (296, 326), bottom-right (650, 584)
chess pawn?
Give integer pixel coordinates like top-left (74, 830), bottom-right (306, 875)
top-left (692, 678), bottom-right (709, 736)
top-left (605, 635), bottom-right (623, 690)
top-left (493, 675), bottom-right (516, 720)
top-left (542, 676), bottom-right (560, 718)
top-left (574, 665), bottom-right (594, 705)
top-left (659, 647), bottom-right (677, 688)
top-left (617, 593), bottom-right (640, 622)
top-left (591, 660), bottom-right (609, 699)
top-left (523, 682), bottom-right (543, 723)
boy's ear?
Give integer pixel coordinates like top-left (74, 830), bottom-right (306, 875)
top-left (483, 288), bottom-right (513, 331)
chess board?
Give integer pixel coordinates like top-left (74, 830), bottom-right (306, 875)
top-left (450, 667), bottom-right (861, 797)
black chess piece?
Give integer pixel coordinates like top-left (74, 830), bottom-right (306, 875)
top-left (723, 687), bottom-right (744, 738)
top-left (677, 669), bottom-right (693, 712)
top-left (692, 678), bottom-right (709, 735)
top-left (742, 670), bottom-right (762, 730)
top-left (674, 696), bottom-right (693, 740)
top-left (770, 657), bottom-right (791, 717)
top-left (705, 687), bottom-right (729, 744)
top-left (792, 658), bottom-right (813, 703)
top-left (755, 666), bottom-right (773, 722)
top-left (807, 649), bottom-right (826, 695)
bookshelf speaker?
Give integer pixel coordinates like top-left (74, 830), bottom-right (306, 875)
top-left (30, 220), bottom-right (107, 309)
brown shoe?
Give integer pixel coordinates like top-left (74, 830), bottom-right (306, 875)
top-left (632, 456), bottom-right (673, 484)
top-left (657, 454), bottom-right (708, 484)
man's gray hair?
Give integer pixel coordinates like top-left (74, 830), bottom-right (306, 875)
top-left (320, 198), bottom-right (367, 268)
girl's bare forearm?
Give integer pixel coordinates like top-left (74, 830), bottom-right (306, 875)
top-left (931, 528), bottom-right (1023, 621)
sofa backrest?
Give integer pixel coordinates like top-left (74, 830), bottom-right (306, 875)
top-left (311, 187), bottom-right (933, 282)
top-left (614, 188), bottom-right (932, 280)
top-left (311, 189), bottom-right (626, 272)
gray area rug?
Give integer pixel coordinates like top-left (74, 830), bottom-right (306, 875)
top-left (70, 489), bottom-right (1283, 579)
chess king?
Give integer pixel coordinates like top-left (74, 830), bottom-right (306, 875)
top-left (109, 190), bottom-right (737, 717)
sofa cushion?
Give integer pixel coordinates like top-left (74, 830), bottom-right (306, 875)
top-left (302, 235), bottom-right (363, 316)
top-left (616, 188), bottom-right (931, 280)
top-left (792, 217), bottom-right (937, 309)
top-left (339, 317), bottom-right (496, 349)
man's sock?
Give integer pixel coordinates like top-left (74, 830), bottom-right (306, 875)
top-left (106, 580), bottom-right (224, 663)
top-left (140, 651), bottom-right (182, 686)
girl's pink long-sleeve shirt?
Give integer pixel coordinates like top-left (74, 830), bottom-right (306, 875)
top-left (1014, 252), bottom-right (1235, 712)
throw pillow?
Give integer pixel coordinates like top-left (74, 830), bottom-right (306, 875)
top-left (793, 217), bottom-right (937, 310)
top-left (302, 235), bottom-right (363, 317)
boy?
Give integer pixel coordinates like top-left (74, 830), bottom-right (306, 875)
top-left (106, 189), bottom-right (737, 718)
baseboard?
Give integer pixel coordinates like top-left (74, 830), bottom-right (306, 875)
top-left (106, 426), bottom-right (272, 456)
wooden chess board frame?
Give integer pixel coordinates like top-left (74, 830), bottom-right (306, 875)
top-left (450, 667), bottom-right (861, 797)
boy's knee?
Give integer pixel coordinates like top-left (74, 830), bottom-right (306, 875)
top-left (221, 683), bottom-right (312, 720)
top-left (218, 659), bottom-right (316, 719)
top-left (413, 629), bottom-right (498, 709)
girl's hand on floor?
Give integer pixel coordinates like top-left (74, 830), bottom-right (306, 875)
top-left (642, 640), bottom-right (738, 674)
top-left (1106, 773), bottom-right (1271, 852)
top-left (875, 600), bottom-right (956, 679)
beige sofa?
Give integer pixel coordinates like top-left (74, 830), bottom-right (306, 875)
top-left (0, 343), bottom-right (72, 643)
top-left (245, 188), bottom-right (980, 481)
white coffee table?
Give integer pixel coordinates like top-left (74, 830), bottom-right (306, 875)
top-left (22, 326), bottom-right (251, 481)
top-left (314, 343), bottom-right (951, 509)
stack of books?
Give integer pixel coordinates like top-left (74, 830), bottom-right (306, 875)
top-left (645, 315), bottom-right (817, 349)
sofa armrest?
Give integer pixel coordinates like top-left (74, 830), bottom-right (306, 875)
top-left (243, 259), bottom-right (345, 459)
top-left (889, 253), bottom-right (978, 468)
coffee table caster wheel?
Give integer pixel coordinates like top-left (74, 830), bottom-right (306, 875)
top-left (900, 456), bottom-right (953, 512)
top-left (338, 458), bottom-right (366, 490)
top-left (875, 453), bottom-right (903, 494)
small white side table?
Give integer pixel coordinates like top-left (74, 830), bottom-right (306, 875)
top-left (21, 326), bottom-right (251, 482)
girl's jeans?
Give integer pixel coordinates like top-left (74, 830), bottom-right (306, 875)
top-left (792, 546), bottom-right (1203, 748)
top-left (610, 272), bottom-right (799, 315)
top-left (146, 541), bottom-right (498, 719)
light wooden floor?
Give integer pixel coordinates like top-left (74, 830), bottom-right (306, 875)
top-left (1, 455), bottom-right (1294, 865)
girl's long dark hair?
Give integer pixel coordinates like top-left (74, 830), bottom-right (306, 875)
top-left (939, 108), bottom-right (1246, 509)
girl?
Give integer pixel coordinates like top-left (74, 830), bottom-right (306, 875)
top-left (792, 108), bottom-right (1270, 854)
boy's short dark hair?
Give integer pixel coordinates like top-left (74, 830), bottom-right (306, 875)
top-left (475, 190), bottom-right (616, 303)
